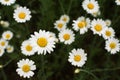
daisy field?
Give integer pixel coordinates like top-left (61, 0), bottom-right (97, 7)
top-left (0, 0), bottom-right (120, 80)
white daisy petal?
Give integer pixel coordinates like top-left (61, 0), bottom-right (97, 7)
top-left (105, 38), bottom-right (120, 54)
top-left (16, 59), bottom-right (36, 78)
top-left (21, 40), bottom-right (36, 56)
top-left (115, 0), bottom-right (120, 5)
top-left (6, 45), bottom-right (14, 53)
top-left (105, 19), bottom-right (111, 27)
top-left (72, 16), bottom-right (91, 34)
top-left (102, 27), bottom-right (115, 40)
top-left (0, 48), bottom-right (5, 57)
top-left (54, 20), bottom-right (66, 31)
top-left (82, 0), bottom-right (99, 14)
top-left (13, 6), bottom-right (31, 23)
top-left (0, 38), bottom-right (8, 49)
top-left (2, 30), bottom-right (13, 40)
top-left (91, 19), bottom-right (106, 36)
top-left (58, 29), bottom-right (75, 45)
top-left (68, 48), bottom-right (87, 67)
top-left (0, 0), bottom-right (16, 6)
top-left (60, 14), bottom-right (70, 23)
top-left (29, 30), bottom-right (56, 55)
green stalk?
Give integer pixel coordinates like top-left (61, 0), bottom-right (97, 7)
top-left (91, 67), bottom-right (120, 72)
top-left (1, 69), bottom-right (7, 80)
top-left (3, 59), bottom-right (13, 68)
top-left (67, 0), bottom-right (73, 14)
top-left (41, 55), bottom-right (46, 80)
top-left (80, 69), bottom-right (99, 80)
top-left (58, 0), bottom-right (65, 14)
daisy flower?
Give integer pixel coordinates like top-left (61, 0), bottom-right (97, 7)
top-left (13, 7), bottom-right (31, 23)
top-left (2, 30), bottom-right (13, 40)
top-left (0, 21), bottom-right (10, 28)
top-left (21, 40), bottom-right (36, 56)
top-left (58, 29), bottom-right (75, 45)
top-left (102, 27), bottom-right (115, 40)
top-left (0, 0), bottom-right (16, 6)
top-left (82, 0), bottom-right (99, 14)
top-left (16, 34), bottom-right (21, 39)
top-left (91, 10), bottom-right (101, 17)
top-left (49, 32), bottom-right (59, 43)
top-left (13, 4), bottom-right (20, 9)
top-left (91, 19), bottom-right (106, 36)
top-left (74, 68), bottom-right (80, 74)
top-left (105, 38), bottom-right (120, 54)
top-left (0, 38), bottom-right (8, 49)
top-left (16, 59), bottom-right (36, 78)
top-left (105, 19), bottom-right (111, 27)
top-left (29, 30), bottom-right (56, 55)
top-left (68, 48), bottom-right (87, 67)
top-left (54, 20), bottom-right (66, 31)
top-left (115, 0), bottom-right (120, 5)
top-left (6, 45), bottom-right (14, 53)
top-left (0, 48), bottom-right (4, 57)
top-left (72, 16), bottom-right (91, 34)
top-left (60, 14), bottom-right (70, 23)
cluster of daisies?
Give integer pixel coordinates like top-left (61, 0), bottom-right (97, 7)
top-left (0, 0), bottom-right (31, 23)
top-left (16, 14), bottom-right (87, 78)
top-left (0, 0), bottom-right (120, 79)
top-left (80, 0), bottom-right (120, 54)
top-left (54, 15), bottom-right (88, 67)
top-left (54, 14), bottom-right (75, 45)
top-left (82, 0), bottom-right (120, 17)
top-left (0, 30), bottom-right (14, 57)
top-left (17, 12), bottom-right (120, 79)
top-left (17, 29), bottom-right (58, 78)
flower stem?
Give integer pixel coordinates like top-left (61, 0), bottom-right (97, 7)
top-left (58, 0), bottom-right (65, 14)
top-left (1, 69), bottom-right (7, 80)
top-left (91, 67), bottom-right (120, 72)
top-left (67, 0), bottom-right (73, 14)
top-left (3, 59), bottom-right (13, 68)
top-left (41, 55), bottom-right (46, 80)
top-left (80, 69), bottom-right (99, 80)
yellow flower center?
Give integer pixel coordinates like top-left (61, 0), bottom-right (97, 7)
top-left (18, 12), bottom-right (26, 19)
top-left (0, 49), bottom-right (1, 54)
top-left (57, 23), bottom-right (63, 28)
top-left (22, 64), bottom-right (30, 72)
top-left (25, 45), bottom-right (32, 51)
top-left (110, 42), bottom-right (116, 49)
top-left (105, 30), bottom-right (111, 36)
top-left (63, 17), bottom-right (67, 22)
top-left (106, 22), bottom-right (110, 25)
top-left (94, 24), bottom-right (102, 31)
top-left (63, 34), bottom-right (70, 40)
top-left (6, 34), bottom-right (10, 39)
top-left (7, 47), bottom-right (12, 51)
top-left (87, 3), bottom-right (94, 9)
top-left (93, 12), bottom-right (97, 15)
top-left (0, 42), bottom-right (5, 46)
top-left (78, 21), bottom-right (86, 28)
top-left (74, 55), bottom-right (81, 62)
top-left (5, 0), bottom-right (9, 2)
top-left (37, 37), bottom-right (48, 47)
